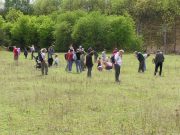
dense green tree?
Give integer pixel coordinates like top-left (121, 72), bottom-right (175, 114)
top-left (4, 0), bottom-right (33, 14)
top-left (33, 0), bottom-right (61, 15)
top-left (54, 10), bottom-right (86, 51)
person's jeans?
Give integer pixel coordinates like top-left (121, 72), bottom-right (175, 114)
top-left (115, 64), bottom-right (121, 82)
top-left (41, 61), bottom-right (48, 75)
top-left (154, 62), bottom-right (163, 76)
top-left (87, 67), bottom-right (92, 77)
top-left (75, 60), bottom-right (82, 73)
top-left (68, 60), bottom-right (73, 72)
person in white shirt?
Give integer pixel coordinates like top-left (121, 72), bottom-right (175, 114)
top-left (143, 53), bottom-right (150, 71)
top-left (41, 48), bottom-right (48, 75)
top-left (29, 45), bottom-right (35, 60)
top-left (102, 49), bottom-right (106, 62)
top-left (114, 49), bottom-right (124, 83)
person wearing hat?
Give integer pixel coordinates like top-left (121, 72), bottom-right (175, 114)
top-left (114, 49), bottom-right (124, 83)
top-left (154, 50), bottom-right (165, 76)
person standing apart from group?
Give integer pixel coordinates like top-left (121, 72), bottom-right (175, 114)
top-left (114, 50), bottom-right (124, 83)
top-left (86, 51), bottom-right (94, 78)
top-left (154, 50), bottom-right (165, 76)
top-left (135, 51), bottom-right (145, 73)
top-left (40, 48), bottom-right (48, 75)
top-left (13, 46), bottom-right (19, 66)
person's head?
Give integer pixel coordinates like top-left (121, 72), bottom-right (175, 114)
top-left (119, 49), bottom-right (124, 56)
top-left (55, 54), bottom-right (58, 58)
top-left (147, 54), bottom-right (150, 57)
top-left (41, 48), bottom-right (47, 53)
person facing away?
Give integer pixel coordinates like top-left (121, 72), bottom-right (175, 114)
top-left (29, 45), bottom-right (35, 60)
top-left (135, 51), bottom-right (145, 73)
top-left (67, 49), bottom-right (74, 72)
top-left (24, 47), bottom-right (28, 59)
top-left (40, 48), bottom-right (48, 75)
top-left (94, 50), bottom-right (99, 63)
top-left (54, 54), bottom-right (59, 66)
top-left (48, 45), bottom-right (55, 67)
top-left (13, 46), bottom-right (19, 65)
top-left (114, 50), bottom-right (124, 83)
top-left (75, 49), bottom-right (82, 73)
top-left (86, 51), bottom-right (94, 77)
top-left (154, 50), bottom-right (165, 76)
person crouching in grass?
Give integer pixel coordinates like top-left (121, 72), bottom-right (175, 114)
top-left (114, 49), bottom-right (124, 83)
top-left (41, 48), bottom-right (48, 75)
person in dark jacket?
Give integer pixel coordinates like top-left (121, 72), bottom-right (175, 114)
top-left (86, 51), bottom-right (94, 77)
top-left (75, 49), bottom-right (82, 73)
top-left (135, 51), bottom-right (145, 73)
top-left (24, 47), bottom-right (28, 59)
top-left (154, 50), bottom-right (165, 76)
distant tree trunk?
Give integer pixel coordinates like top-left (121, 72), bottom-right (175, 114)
top-left (173, 19), bottom-right (177, 53)
top-left (163, 23), bottom-right (167, 53)
top-left (136, 20), bottom-right (142, 36)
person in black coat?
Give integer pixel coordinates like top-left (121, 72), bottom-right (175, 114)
top-left (135, 51), bottom-right (145, 73)
top-left (86, 51), bottom-right (94, 77)
top-left (154, 50), bottom-right (165, 76)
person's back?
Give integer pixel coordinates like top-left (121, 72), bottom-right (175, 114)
top-left (76, 51), bottom-right (81, 60)
top-left (137, 52), bottom-right (144, 62)
top-left (86, 54), bottom-right (93, 68)
top-left (155, 52), bottom-right (164, 64)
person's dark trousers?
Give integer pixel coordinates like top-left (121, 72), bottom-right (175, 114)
top-left (115, 64), bottom-right (121, 82)
top-left (75, 60), bottom-right (82, 73)
top-left (48, 58), bottom-right (53, 67)
top-left (87, 67), bottom-right (92, 77)
top-left (154, 62), bottom-right (163, 76)
top-left (31, 51), bottom-right (34, 60)
top-left (138, 60), bottom-right (145, 72)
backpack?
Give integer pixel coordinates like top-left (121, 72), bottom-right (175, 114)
top-left (111, 55), bottom-right (115, 64)
top-left (64, 53), bottom-right (68, 60)
top-left (38, 52), bottom-right (43, 62)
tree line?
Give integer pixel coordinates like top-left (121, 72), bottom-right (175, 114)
top-left (0, 0), bottom-right (179, 52)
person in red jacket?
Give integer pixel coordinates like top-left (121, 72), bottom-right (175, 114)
top-left (67, 49), bottom-right (74, 72)
top-left (13, 46), bottom-right (19, 65)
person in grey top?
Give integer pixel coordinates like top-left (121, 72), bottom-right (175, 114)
top-left (154, 50), bottom-right (165, 76)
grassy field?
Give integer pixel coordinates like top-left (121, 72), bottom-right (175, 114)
top-left (0, 51), bottom-right (180, 135)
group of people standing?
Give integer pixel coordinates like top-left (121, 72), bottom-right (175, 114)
top-left (11, 44), bottom-right (165, 83)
